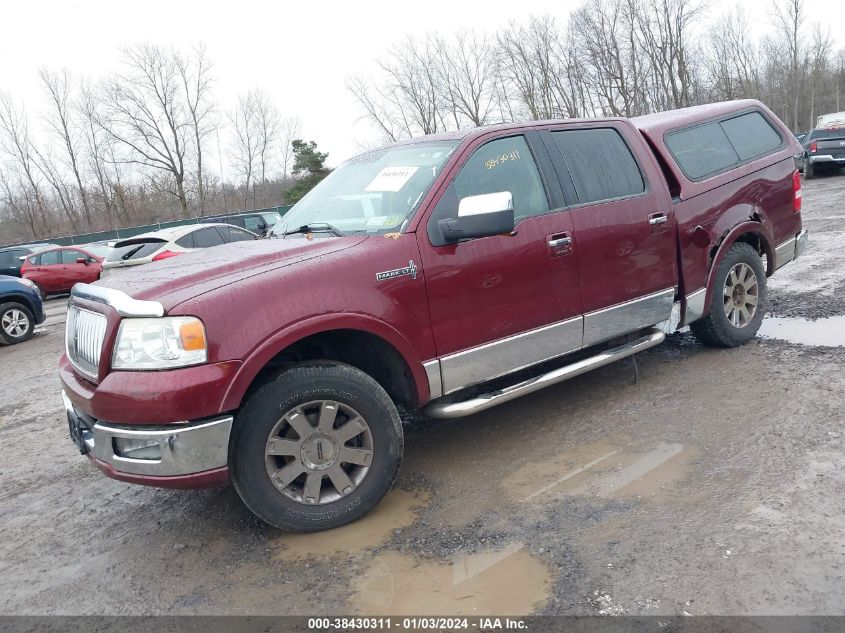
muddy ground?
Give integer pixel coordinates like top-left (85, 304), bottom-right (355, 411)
top-left (1, 175), bottom-right (844, 616)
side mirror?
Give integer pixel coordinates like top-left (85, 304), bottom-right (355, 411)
top-left (437, 191), bottom-right (515, 243)
top-left (76, 257), bottom-right (88, 265)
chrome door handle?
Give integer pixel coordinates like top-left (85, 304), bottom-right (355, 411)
top-left (649, 215), bottom-right (668, 226)
top-left (548, 237), bottom-right (572, 248)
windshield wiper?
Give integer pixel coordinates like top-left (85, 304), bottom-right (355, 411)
top-left (283, 223), bottom-right (345, 238)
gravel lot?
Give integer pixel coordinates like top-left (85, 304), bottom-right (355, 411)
top-left (1, 175), bottom-right (844, 616)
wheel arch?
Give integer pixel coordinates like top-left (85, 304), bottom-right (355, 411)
top-left (702, 220), bottom-right (774, 316)
top-left (221, 314), bottom-right (429, 413)
top-left (0, 293), bottom-right (38, 319)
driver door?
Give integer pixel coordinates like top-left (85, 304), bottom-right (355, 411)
top-left (417, 132), bottom-right (583, 396)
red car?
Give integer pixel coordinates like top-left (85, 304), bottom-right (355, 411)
top-left (22, 245), bottom-right (110, 298)
top-left (61, 99), bottom-right (807, 532)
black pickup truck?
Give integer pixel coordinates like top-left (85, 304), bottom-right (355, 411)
top-left (797, 127), bottom-right (845, 178)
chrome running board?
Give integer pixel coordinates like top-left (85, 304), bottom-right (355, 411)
top-left (424, 328), bottom-right (665, 419)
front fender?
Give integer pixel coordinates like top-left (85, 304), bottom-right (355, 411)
top-left (220, 312), bottom-right (431, 411)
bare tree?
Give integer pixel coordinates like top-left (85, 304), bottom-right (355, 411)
top-left (0, 93), bottom-right (48, 233)
top-left (97, 44), bottom-right (192, 215)
top-left (279, 116), bottom-right (301, 179)
top-left (175, 44), bottom-right (216, 214)
top-left (40, 68), bottom-right (93, 229)
top-left (771, 0), bottom-right (806, 131)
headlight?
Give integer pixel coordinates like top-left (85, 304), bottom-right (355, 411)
top-left (112, 317), bottom-right (207, 370)
top-left (19, 278), bottom-right (38, 292)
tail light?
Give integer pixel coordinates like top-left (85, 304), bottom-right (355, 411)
top-left (809, 141), bottom-right (817, 153)
top-left (792, 170), bottom-right (802, 213)
top-left (152, 250), bottom-right (181, 262)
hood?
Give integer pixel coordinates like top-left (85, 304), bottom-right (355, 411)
top-left (94, 235), bottom-right (366, 310)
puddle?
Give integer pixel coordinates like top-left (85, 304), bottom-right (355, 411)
top-left (503, 440), bottom-right (696, 502)
top-left (758, 316), bottom-right (845, 347)
top-left (351, 544), bottom-right (550, 615)
top-left (272, 489), bottom-right (429, 560)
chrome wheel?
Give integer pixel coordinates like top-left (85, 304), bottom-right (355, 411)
top-left (723, 262), bottom-right (758, 328)
top-left (264, 400), bottom-right (374, 505)
top-left (2, 308), bottom-right (30, 338)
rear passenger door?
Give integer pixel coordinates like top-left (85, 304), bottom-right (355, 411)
top-left (541, 124), bottom-right (678, 347)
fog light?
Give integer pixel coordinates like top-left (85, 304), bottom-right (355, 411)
top-left (113, 437), bottom-right (162, 460)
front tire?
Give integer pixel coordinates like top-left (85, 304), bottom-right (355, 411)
top-left (230, 362), bottom-right (403, 532)
top-left (0, 302), bottom-right (35, 345)
top-left (690, 243), bottom-right (767, 348)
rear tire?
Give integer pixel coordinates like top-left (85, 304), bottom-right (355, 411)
top-left (690, 243), bottom-right (766, 348)
top-left (230, 362), bottom-right (403, 532)
top-left (0, 302), bottom-right (35, 345)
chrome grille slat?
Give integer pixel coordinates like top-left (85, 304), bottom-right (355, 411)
top-left (66, 305), bottom-right (107, 381)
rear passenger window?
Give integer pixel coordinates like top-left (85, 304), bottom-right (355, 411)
top-left (721, 112), bottom-right (782, 160)
top-left (666, 122), bottom-right (740, 180)
top-left (41, 250), bottom-right (61, 265)
top-left (0, 251), bottom-right (11, 267)
top-left (175, 233), bottom-right (194, 249)
top-left (552, 128), bottom-right (645, 204)
top-left (192, 228), bottom-right (224, 248)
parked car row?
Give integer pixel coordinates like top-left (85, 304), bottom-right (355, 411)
top-left (101, 223), bottom-right (258, 277)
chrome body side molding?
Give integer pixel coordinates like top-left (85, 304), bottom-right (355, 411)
top-left (684, 288), bottom-right (707, 324)
top-left (582, 288), bottom-right (675, 347)
top-left (71, 283), bottom-right (165, 318)
top-left (423, 359), bottom-right (443, 400)
top-left (425, 329), bottom-right (665, 419)
top-left (439, 316), bottom-right (583, 395)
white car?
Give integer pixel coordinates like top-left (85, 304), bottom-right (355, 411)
top-left (100, 223), bottom-right (258, 277)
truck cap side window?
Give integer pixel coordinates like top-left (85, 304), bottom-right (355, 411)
top-left (666, 110), bottom-right (783, 181)
top-left (551, 128), bottom-right (645, 204)
top-left (720, 112), bottom-right (783, 160)
top-left (427, 135), bottom-right (549, 246)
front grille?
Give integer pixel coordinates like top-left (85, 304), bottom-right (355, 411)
top-left (66, 305), bottom-right (107, 381)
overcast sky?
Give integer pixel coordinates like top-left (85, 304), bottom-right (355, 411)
top-left (2, 0), bottom-right (843, 170)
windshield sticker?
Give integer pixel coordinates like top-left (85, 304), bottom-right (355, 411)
top-left (365, 166), bottom-right (419, 192)
top-left (485, 150), bottom-right (521, 170)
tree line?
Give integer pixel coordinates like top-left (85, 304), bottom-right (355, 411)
top-left (348, 0), bottom-right (844, 142)
top-left (2, 0), bottom-right (842, 243)
top-left (0, 44), bottom-right (310, 243)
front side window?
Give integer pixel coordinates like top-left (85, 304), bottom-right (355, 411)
top-left (244, 216), bottom-right (264, 232)
top-left (552, 128), bottom-right (645, 204)
top-left (427, 135), bottom-right (549, 246)
top-left (271, 141), bottom-right (459, 237)
top-left (62, 250), bottom-right (86, 264)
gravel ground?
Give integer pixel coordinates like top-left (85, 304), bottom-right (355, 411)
top-left (1, 174), bottom-right (844, 616)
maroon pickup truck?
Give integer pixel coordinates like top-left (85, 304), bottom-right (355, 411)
top-left (61, 99), bottom-right (807, 531)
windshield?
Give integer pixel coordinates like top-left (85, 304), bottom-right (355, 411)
top-left (271, 141), bottom-right (459, 236)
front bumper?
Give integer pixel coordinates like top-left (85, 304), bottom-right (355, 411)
top-left (63, 389), bottom-right (233, 485)
top-left (774, 229), bottom-right (809, 270)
